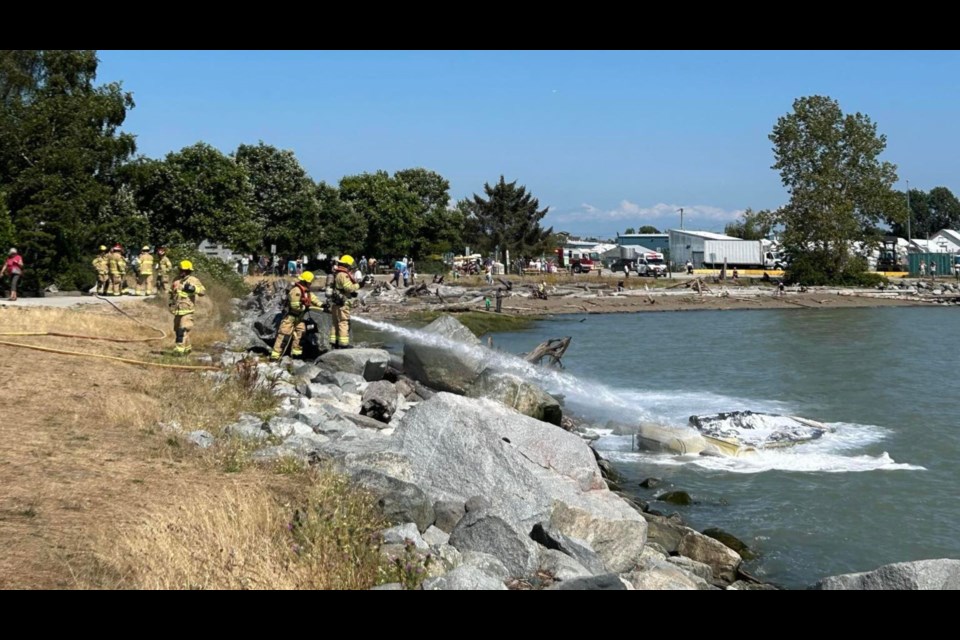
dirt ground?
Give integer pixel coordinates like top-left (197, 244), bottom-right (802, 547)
top-left (0, 300), bottom-right (292, 589)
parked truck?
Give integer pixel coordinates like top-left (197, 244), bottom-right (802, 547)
top-left (701, 240), bottom-right (782, 269)
top-left (558, 247), bottom-right (601, 273)
top-left (635, 251), bottom-right (668, 277)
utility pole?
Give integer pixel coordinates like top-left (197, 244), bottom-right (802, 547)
top-left (906, 180), bottom-right (911, 241)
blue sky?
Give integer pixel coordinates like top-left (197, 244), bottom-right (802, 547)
top-left (98, 50), bottom-right (960, 237)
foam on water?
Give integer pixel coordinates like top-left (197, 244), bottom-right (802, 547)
top-left (354, 317), bottom-right (923, 474)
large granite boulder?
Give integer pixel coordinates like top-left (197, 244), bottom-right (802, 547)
top-left (393, 393), bottom-right (643, 533)
top-left (403, 315), bottom-right (486, 394)
top-left (318, 348), bottom-right (391, 381)
top-left (816, 559), bottom-right (960, 590)
top-left (467, 370), bottom-right (562, 426)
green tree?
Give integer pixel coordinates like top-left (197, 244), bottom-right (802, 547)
top-left (234, 142), bottom-right (321, 256)
top-left (394, 168), bottom-right (462, 256)
top-left (624, 227), bottom-right (636, 235)
top-left (769, 95), bottom-right (903, 284)
top-left (638, 225), bottom-right (660, 234)
top-left (724, 208), bottom-right (773, 240)
top-left (889, 186), bottom-right (960, 238)
top-left (0, 190), bottom-right (15, 251)
top-left (463, 176), bottom-right (553, 257)
top-left (132, 143), bottom-right (259, 251)
top-left (94, 184), bottom-right (149, 251)
top-left (0, 50), bottom-right (136, 289)
top-left (339, 171), bottom-right (421, 258)
top-left (315, 181), bottom-right (367, 258)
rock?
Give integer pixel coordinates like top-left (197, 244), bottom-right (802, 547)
top-left (252, 446), bottom-right (306, 465)
top-left (422, 565), bottom-right (507, 591)
top-left (547, 502), bottom-right (646, 574)
top-left (666, 555), bottom-right (716, 583)
top-left (642, 512), bottom-right (693, 554)
top-left (393, 393), bottom-right (641, 533)
top-left (395, 378), bottom-right (416, 399)
top-left (658, 490), bottom-right (693, 506)
top-left (466, 370), bottom-right (562, 426)
top-left (186, 430), bottom-right (214, 448)
top-left (436, 544), bottom-right (463, 572)
top-left (639, 477), bottom-right (662, 489)
top-left (465, 495), bottom-right (492, 513)
top-left (414, 381), bottom-right (436, 400)
top-left (361, 380), bottom-right (401, 423)
top-left (223, 414), bottom-right (267, 440)
top-left (434, 501), bottom-right (465, 533)
top-left (280, 433), bottom-right (331, 459)
top-left (539, 549), bottom-right (593, 581)
top-left (369, 583), bottom-right (403, 590)
top-left (351, 470), bottom-right (435, 533)
top-left (272, 383), bottom-right (301, 398)
top-left (727, 580), bottom-right (779, 590)
top-left (448, 511), bottom-right (540, 579)
top-left (381, 523), bottom-right (429, 550)
top-left (403, 315), bottom-right (486, 394)
top-left (676, 530), bottom-right (742, 584)
top-left (422, 526), bottom-right (450, 548)
top-left (460, 551), bottom-right (511, 581)
top-left (301, 383), bottom-right (344, 402)
top-left (263, 416), bottom-right (313, 438)
top-left (315, 371), bottom-right (366, 394)
top-left (292, 363), bottom-right (322, 382)
top-left (546, 574), bottom-right (628, 590)
top-left (626, 562), bottom-right (709, 590)
top-left (529, 522), bottom-right (607, 575)
top-left (225, 321), bottom-right (268, 352)
top-left (815, 559), bottom-right (960, 590)
top-left (334, 408), bottom-right (393, 432)
top-left (318, 348), bottom-right (390, 381)
top-left (702, 527), bottom-right (755, 560)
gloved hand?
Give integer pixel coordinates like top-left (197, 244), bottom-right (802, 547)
top-left (182, 283), bottom-right (196, 293)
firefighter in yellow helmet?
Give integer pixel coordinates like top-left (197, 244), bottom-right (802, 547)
top-left (155, 246), bottom-right (173, 292)
top-left (169, 260), bottom-right (206, 356)
top-left (107, 245), bottom-right (127, 295)
top-left (92, 245), bottom-right (110, 296)
top-left (270, 271), bottom-right (321, 361)
top-left (327, 255), bottom-right (361, 349)
top-left (135, 245), bottom-right (155, 296)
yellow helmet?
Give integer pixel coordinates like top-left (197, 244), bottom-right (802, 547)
top-left (99, 245), bottom-right (108, 252)
top-left (339, 255), bottom-right (355, 267)
top-left (142, 245), bottom-right (150, 252)
top-left (179, 260), bottom-right (194, 271)
top-left (300, 271), bottom-right (315, 283)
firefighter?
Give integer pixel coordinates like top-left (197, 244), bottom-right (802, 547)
top-left (155, 246), bottom-right (172, 292)
top-left (270, 271), bottom-right (321, 361)
top-left (169, 260), bottom-right (206, 356)
top-left (92, 245), bottom-right (110, 296)
top-left (327, 255), bottom-right (361, 349)
top-left (107, 245), bottom-right (127, 295)
top-left (136, 245), bottom-right (155, 295)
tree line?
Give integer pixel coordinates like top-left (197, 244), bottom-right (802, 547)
top-left (0, 51), bottom-right (554, 290)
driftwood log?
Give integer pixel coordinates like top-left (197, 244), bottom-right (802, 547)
top-left (524, 337), bottom-right (572, 367)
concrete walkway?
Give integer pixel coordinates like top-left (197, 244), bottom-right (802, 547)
top-left (0, 295), bottom-right (155, 309)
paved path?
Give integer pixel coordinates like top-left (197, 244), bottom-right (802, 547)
top-left (0, 295), bottom-right (155, 309)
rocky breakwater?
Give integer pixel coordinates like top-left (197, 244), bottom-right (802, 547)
top-left (213, 311), bottom-right (764, 589)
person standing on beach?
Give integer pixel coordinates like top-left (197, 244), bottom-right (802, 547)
top-left (920, 261), bottom-right (927, 277)
top-left (930, 261), bottom-right (937, 280)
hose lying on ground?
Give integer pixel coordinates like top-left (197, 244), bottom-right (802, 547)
top-left (0, 294), bottom-right (220, 371)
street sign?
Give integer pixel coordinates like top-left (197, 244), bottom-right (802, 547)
top-left (270, 244), bottom-right (277, 255)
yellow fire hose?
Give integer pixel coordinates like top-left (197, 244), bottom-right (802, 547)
top-left (0, 295), bottom-right (220, 371)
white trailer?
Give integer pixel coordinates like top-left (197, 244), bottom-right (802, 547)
top-left (702, 240), bottom-right (781, 269)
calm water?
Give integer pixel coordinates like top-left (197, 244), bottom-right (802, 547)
top-left (487, 307), bottom-right (960, 588)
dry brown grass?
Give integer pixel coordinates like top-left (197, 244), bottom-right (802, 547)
top-left (87, 470), bottom-right (388, 590)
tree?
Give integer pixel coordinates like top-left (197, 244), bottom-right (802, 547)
top-left (769, 95), bottom-right (903, 283)
top-left (624, 227), bottom-right (636, 235)
top-left (315, 181), bottom-right (367, 258)
top-left (0, 50), bottom-right (136, 289)
top-left (338, 171), bottom-right (421, 258)
top-left (638, 225), bottom-right (660, 234)
top-left (463, 176), bottom-right (553, 257)
top-left (132, 143), bottom-right (259, 251)
top-left (234, 142), bottom-right (321, 256)
top-left (724, 208), bottom-right (773, 240)
top-left (0, 190), bottom-right (14, 251)
top-left (394, 168), bottom-right (462, 256)
top-left (888, 186), bottom-right (960, 238)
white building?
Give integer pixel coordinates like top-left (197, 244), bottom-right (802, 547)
top-left (930, 229), bottom-right (960, 253)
